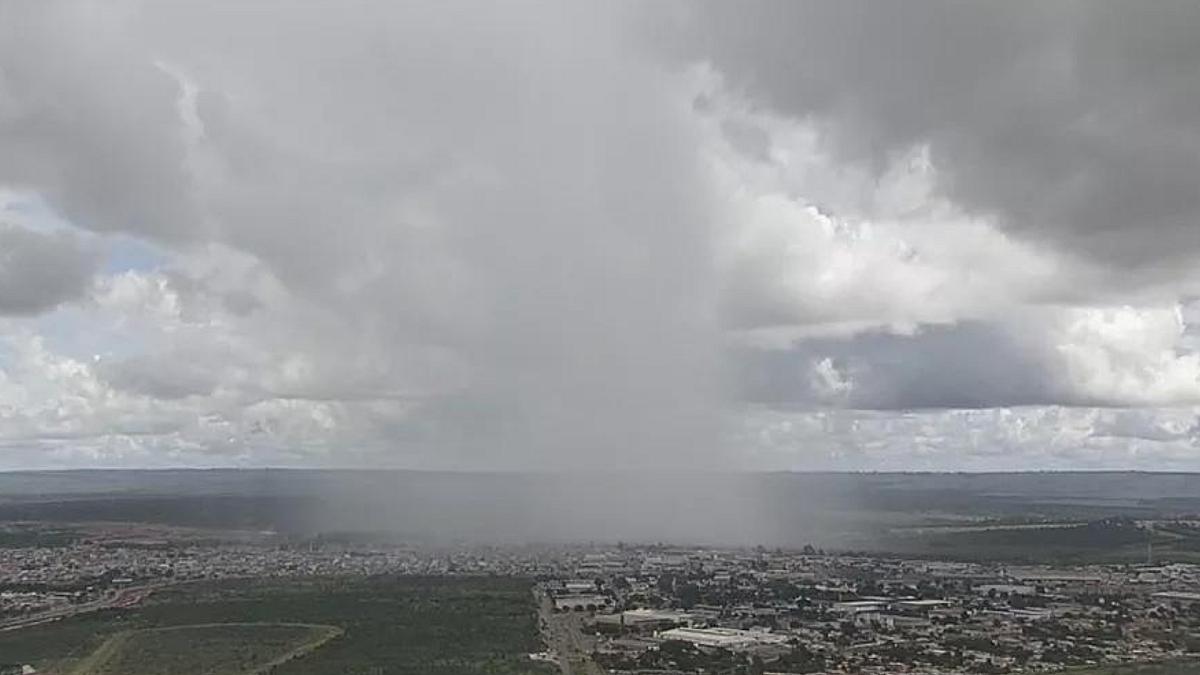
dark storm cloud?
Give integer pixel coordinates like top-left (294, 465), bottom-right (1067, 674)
top-left (4, 0), bottom-right (1200, 477)
top-left (735, 322), bottom-right (1066, 410)
top-left (670, 1), bottom-right (1200, 267)
top-left (0, 1), bottom-right (726, 470)
top-left (0, 3), bottom-right (199, 242)
top-left (0, 224), bottom-right (97, 315)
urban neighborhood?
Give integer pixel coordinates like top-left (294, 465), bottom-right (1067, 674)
top-left (3, 525), bottom-right (1199, 674)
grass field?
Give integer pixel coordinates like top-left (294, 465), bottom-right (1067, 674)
top-left (873, 518), bottom-right (1200, 564)
top-left (0, 576), bottom-right (549, 675)
top-left (67, 623), bottom-right (339, 675)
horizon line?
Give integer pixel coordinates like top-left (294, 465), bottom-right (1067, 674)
top-left (3, 467), bottom-right (1200, 476)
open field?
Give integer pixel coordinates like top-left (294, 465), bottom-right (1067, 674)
top-left (0, 576), bottom-right (549, 675)
top-left (876, 518), bottom-right (1200, 564)
top-left (67, 623), bottom-right (339, 675)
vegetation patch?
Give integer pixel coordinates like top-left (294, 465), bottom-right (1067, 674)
top-left (0, 576), bottom-right (545, 675)
top-left (69, 623), bottom-right (339, 675)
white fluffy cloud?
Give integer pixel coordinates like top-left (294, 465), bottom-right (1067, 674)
top-left (737, 406), bottom-right (1200, 472)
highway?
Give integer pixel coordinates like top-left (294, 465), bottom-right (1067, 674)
top-left (536, 589), bottom-right (606, 675)
top-left (0, 583), bottom-right (163, 633)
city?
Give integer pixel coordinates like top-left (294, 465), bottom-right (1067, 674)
top-left (2, 521), bottom-right (1199, 674)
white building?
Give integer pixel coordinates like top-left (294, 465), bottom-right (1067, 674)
top-left (595, 608), bottom-right (693, 631)
top-left (658, 627), bottom-right (788, 651)
top-left (832, 600), bottom-right (885, 614)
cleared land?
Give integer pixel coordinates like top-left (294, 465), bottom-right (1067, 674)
top-left (0, 576), bottom-right (550, 675)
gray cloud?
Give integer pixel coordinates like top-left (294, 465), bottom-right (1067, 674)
top-left (0, 3), bottom-right (199, 242)
top-left (96, 353), bottom-right (220, 400)
top-left (735, 322), bottom-right (1063, 410)
top-left (0, 223), bottom-right (97, 315)
top-left (0, 1), bottom-right (725, 470)
top-left (2, 0), bottom-right (1200, 475)
top-left (736, 299), bottom-right (1200, 412)
top-left (670, 1), bottom-right (1200, 269)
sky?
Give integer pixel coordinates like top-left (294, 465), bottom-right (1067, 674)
top-left (1, 1), bottom-right (1200, 472)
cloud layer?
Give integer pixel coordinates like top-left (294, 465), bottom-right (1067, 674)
top-left (1, 1), bottom-right (1199, 470)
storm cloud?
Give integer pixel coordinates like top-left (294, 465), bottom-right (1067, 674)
top-left (674, 1), bottom-right (1200, 269)
top-left (1, 1), bottom-right (1199, 472)
top-left (0, 224), bottom-right (97, 315)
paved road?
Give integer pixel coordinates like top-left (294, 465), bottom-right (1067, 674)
top-left (0, 583), bottom-right (164, 633)
top-left (536, 590), bottom-right (605, 675)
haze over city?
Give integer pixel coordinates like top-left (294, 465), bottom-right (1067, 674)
top-left (2, 1), bottom-right (1200, 473)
